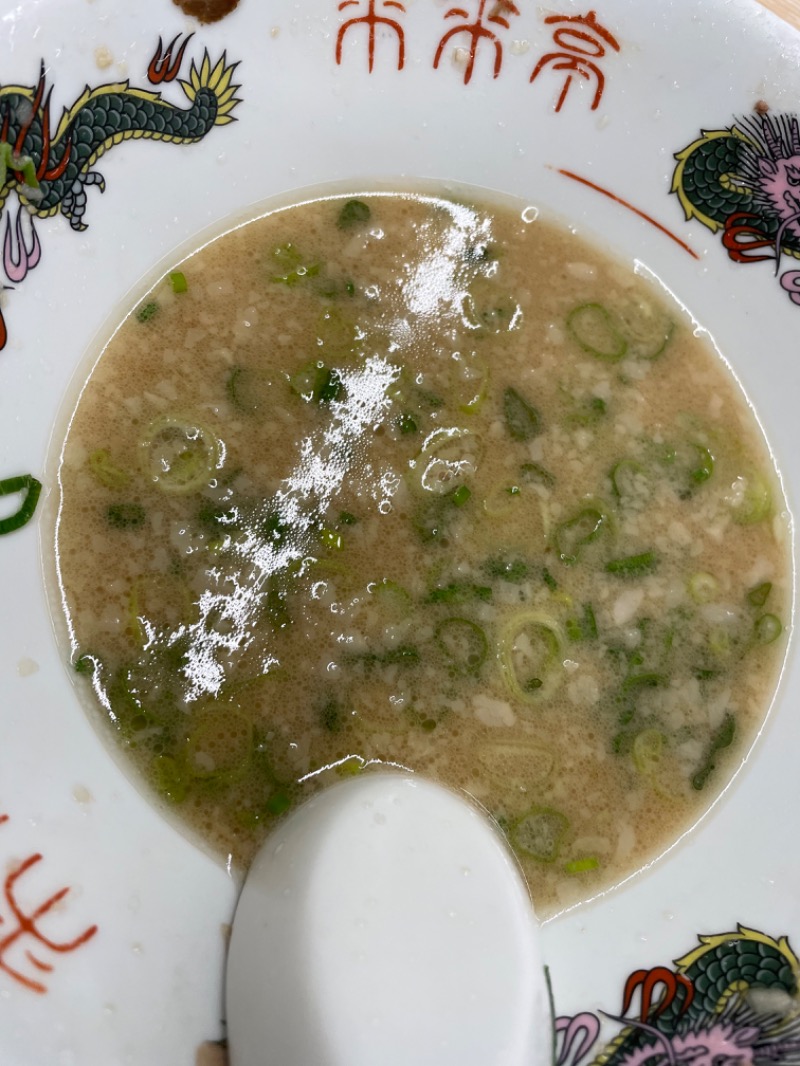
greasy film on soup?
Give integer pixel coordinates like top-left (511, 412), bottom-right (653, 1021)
top-left (54, 190), bottom-right (788, 913)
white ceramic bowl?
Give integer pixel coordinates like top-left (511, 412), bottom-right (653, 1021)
top-left (2, 1), bottom-right (800, 1062)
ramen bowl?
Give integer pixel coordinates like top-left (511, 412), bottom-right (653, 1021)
top-left (1, 1), bottom-right (800, 1063)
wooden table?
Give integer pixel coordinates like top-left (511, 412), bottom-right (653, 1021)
top-left (760, 0), bottom-right (800, 27)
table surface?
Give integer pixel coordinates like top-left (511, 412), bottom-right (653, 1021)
top-left (760, 0), bottom-right (800, 26)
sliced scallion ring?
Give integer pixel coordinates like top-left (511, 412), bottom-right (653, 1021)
top-left (499, 611), bottom-right (563, 703)
top-left (566, 303), bottom-right (627, 361)
top-left (511, 807), bottom-right (569, 863)
top-left (435, 617), bottom-right (488, 676)
top-left (140, 416), bottom-right (223, 495)
top-left (0, 473), bottom-right (42, 535)
top-left (409, 426), bottom-right (479, 497)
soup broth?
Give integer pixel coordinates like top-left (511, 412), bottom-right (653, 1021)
top-left (54, 191), bottom-right (789, 913)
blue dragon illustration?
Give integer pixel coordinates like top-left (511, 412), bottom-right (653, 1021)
top-left (672, 112), bottom-right (800, 305)
top-left (556, 926), bottom-right (800, 1066)
top-left (0, 35), bottom-right (241, 349)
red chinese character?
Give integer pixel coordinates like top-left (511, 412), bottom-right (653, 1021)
top-left (433, 0), bottom-right (520, 85)
top-left (530, 11), bottom-right (620, 112)
top-left (0, 815), bottom-right (98, 994)
top-left (336, 0), bottom-right (407, 73)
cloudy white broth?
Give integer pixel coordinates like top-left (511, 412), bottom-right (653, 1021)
top-left (55, 191), bottom-right (788, 912)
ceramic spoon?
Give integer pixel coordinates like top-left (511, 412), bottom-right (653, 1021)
top-left (226, 771), bottom-right (552, 1066)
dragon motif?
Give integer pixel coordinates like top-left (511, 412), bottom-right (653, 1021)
top-left (0, 38), bottom-right (241, 350)
top-left (557, 926), bottom-right (800, 1066)
top-left (671, 113), bottom-right (800, 305)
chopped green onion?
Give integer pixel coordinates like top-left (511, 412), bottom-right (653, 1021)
top-left (451, 485), bottom-right (472, 507)
top-left (140, 416), bottom-right (222, 495)
top-left (542, 568), bottom-right (557, 591)
top-left (382, 645), bottom-right (420, 666)
top-left (610, 458), bottom-right (646, 503)
top-left (291, 360), bottom-right (326, 402)
top-left (499, 612), bottom-right (562, 703)
top-left (336, 756), bottom-right (364, 777)
top-left (107, 503), bottom-right (146, 530)
top-left (753, 613), bottom-right (782, 646)
top-left (729, 471), bottom-right (772, 524)
top-left (397, 412), bottom-right (418, 435)
top-left (566, 604), bottom-right (597, 642)
top-left (690, 444), bottom-right (714, 485)
top-left (369, 578), bottom-right (413, 620)
top-left (270, 242), bottom-right (321, 285)
top-left (73, 652), bottom-right (100, 676)
top-left (511, 807), bottom-right (569, 862)
top-left (747, 581), bottom-right (772, 608)
top-left (708, 625), bottom-right (732, 658)
top-left (412, 385), bottom-right (444, 409)
top-left (520, 462), bottom-right (555, 489)
top-left (151, 754), bottom-right (187, 804)
top-left (564, 856), bottom-right (599, 874)
top-left (169, 271), bottom-right (188, 294)
top-left (612, 731), bottom-right (633, 755)
top-left (339, 511), bottom-right (358, 526)
top-left (694, 667), bottom-right (720, 681)
top-left (290, 362), bottom-right (343, 404)
top-left (605, 551), bottom-right (658, 577)
top-left (320, 529), bottom-right (343, 551)
top-left (226, 366), bottom-right (270, 414)
top-left (692, 713), bottom-right (735, 791)
top-left (411, 426), bottom-right (476, 497)
top-left (337, 199), bottom-right (371, 229)
top-left (88, 449), bottom-right (129, 490)
top-left (265, 791), bottom-right (293, 816)
top-left (0, 474), bottom-right (42, 535)
top-left (463, 242), bottom-right (496, 263)
top-left (565, 617), bottom-right (582, 642)
top-left (318, 368), bottom-right (343, 403)
top-left (554, 506), bottom-right (608, 565)
top-left (313, 275), bottom-right (355, 300)
top-left (435, 617), bottom-right (488, 675)
top-left (136, 301), bottom-right (158, 323)
top-left (427, 582), bottom-right (492, 604)
top-left (618, 302), bottom-right (674, 360)
top-left (566, 303), bottom-right (627, 361)
top-left (451, 350), bottom-right (489, 414)
top-left (623, 672), bottom-right (666, 690)
top-left (503, 386), bottom-right (541, 441)
top-left (632, 729), bottom-right (665, 776)
top-left (688, 572), bottom-right (719, 604)
top-left (484, 555), bottom-right (529, 582)
top-left (566, 395), bottom-right (607, 427)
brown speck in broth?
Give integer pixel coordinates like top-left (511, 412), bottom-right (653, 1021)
top-left (755, 99), bottom-right (770, 115)
top-left (173, 0), bottom-right (240, 22)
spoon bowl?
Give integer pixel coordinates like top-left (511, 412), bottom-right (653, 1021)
top-left (226, 771), bottom-right (551, 1066)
